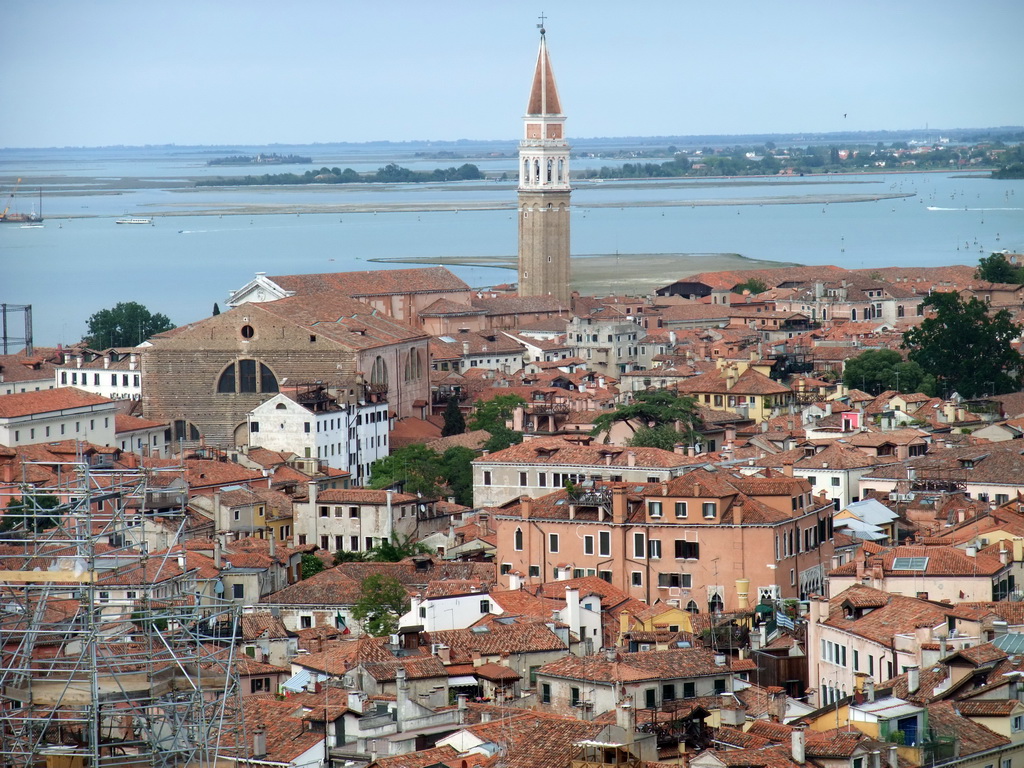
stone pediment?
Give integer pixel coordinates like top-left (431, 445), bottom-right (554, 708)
top-left (228, 273), bottom-right (294, 307)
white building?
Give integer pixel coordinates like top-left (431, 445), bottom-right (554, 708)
top-left (247, 385), bottom-right (390, 486)
top-left (401, 583), bottom-right (499, 632)
top-left (115, 413), bottom-right (171, 458)
top-left (0, 387), bottom-right (117, 447)
top-left (298, 484), bottom-right (420, 555)
top-left (566, 314), bottom-right (655, 377)
top-left (55, 349), bottom-right (144, 401)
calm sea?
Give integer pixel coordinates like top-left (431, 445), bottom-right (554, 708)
top-left (2, 146), bottom-right (1022, 346)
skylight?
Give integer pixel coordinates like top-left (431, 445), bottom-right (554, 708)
top-left (892, 556), bottom-right (929, 571)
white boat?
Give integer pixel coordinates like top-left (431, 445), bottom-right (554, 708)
top-left (116, 217), bottom-right (153, 225)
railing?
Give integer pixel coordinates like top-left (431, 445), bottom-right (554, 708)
top-left (528, 402), bottom-right (570, 414)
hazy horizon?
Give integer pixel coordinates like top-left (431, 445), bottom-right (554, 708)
top-left (2, 0), bottom-right (1023, 149)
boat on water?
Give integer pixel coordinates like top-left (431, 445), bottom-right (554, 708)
top-left (116, 217), bottom-right (154, 225)
top-left (1, 180), bottom-right (43, 224)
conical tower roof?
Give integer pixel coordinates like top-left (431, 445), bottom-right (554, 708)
top-left (526, 31), bottom-right (562, 116)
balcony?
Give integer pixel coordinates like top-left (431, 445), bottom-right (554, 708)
top-left (528, 401), bottom-right (570, 415)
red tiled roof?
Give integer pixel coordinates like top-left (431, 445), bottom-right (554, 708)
top-left (0, 387), bottom-right (113, 418)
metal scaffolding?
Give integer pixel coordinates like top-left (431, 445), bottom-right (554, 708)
top-left (0, 454), bottom-right (249, 767)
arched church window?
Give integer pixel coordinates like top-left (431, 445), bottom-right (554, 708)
top-left (370, 356), bottom-right (388, 386)
top-left (404, 349), bottom-right (423, 382)
top-left (216, 360), bottom-right (278, 394)
top-left (523, 158), bottom-right (530, 181)
top-left (686, 600), bottom-right (700, 614)
top-left (546, 159), bottom-right (553, 183)
top-left (557, 158), bottom-right (564, 182)
top-left (514, 527), bottom-right (524, 551)
top-left (533, 159), bottom-right (541, 184)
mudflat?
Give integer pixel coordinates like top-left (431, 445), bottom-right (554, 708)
top-left (368, 252), bottom-right (801, 294)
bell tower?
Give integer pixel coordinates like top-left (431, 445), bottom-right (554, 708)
top-left (518, 21), bottom-right (571, 301)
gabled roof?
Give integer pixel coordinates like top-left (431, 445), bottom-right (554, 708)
top-left (539, 646), bottom-right (726, 683)
top-left (0, 386), bottom-right (113, 418)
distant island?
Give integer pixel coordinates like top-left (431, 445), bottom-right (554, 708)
top-left (991, 145), bottom-right (1024, 179)
top-left (207, 153), bottom-right (312, 166)
top-left (196, 162), bottom-right (484, 187)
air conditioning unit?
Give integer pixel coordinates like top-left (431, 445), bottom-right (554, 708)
top-left (667, 599), bottom-right (680, 607)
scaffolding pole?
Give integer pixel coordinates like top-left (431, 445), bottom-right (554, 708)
top-left (0, 456), bottom-right (249, 767)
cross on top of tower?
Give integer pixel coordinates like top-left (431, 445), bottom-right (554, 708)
top-left (537, 12), bottom-right (546, 36)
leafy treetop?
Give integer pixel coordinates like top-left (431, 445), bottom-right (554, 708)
top-left (351, 574), bottom-right (410, 637)
top-left (842, 349), bottom-right (936, 397)
top-left (84, 301), bottom-right (174, 349)
top-left (975, 253), bottom-right (1024, 284)
top-left (591, 390), bottom-right (702, 447)
top-left (902, 292), bottom-right (1023, 398)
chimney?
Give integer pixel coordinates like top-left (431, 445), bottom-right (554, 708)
top-left (268, 530), bottom-right (276, 559)
top-left (509, 571), bottom-right (522, 590)
top-left (736, 578), bottom-right (750, 610)
top-left (214, 538), bottom-right (223, 569)
top-left (907, 665), bottom-right (920, 694)
top-left (253, 727), bottom-right (266, 758)
top-left (887, 746), bottom-right (899, 768)
top-left (865, 677), bottom-right (875, 702)
top-left (612, 485), bottom-right (627, 525)
top-left (870, 750), bottom-right (882, 768)
top-left (627, 451), bottom-right (636, 467)
top-left (307, 479), bottom-right (318, 515)
top-left (791, 726), bottom-right (806, 764)
top-left (781, 459), bottom-right (794, 477)
top-left (520, 496), bottom-right (532, 520)
top-left (213, 490), bottom-right (223, 529)
top-left (1000, 545), bottom-right (1010, 566)
top-left (565, 587), bottom-right (582, 639)
top-left (456, 694), bottom-right (468, 724)
top-left (616, 694), bottom-right (636, 733)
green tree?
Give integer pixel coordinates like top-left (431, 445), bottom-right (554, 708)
top-left (368, 533), bottom-right (432, 562)
top-left (2, 493), bottom-right (61, 532)
top-left (482, 425), bottom-right (523, 453)
top-left (902, 292), bottom-right (1024, 398)
top-left (441, 398), bottom-right (466, 437)
top-left (333, 550), bottom-right (368, 564)
top-left (842, 349), bottom-right (935, 396)
top-left (734, 278), bottom-right (768, 295)
top-left (975, 253), bottom-right (1023, 284)
top-left (84, 301), bottom-right (174, 348)
top-left (351, 574), bottom-right (410, 636)
top-left (469, 394), bottom-right (526, 433)
top-left (627, 424), bottom-right (685, 450)
top-left (300, 552), bottom-right (327, 579)
top-left (591, 390), bottom-right (702, 445)
top-left (369, 444), bottom-right (446, 498)
top-left (441, 446), bottom-right (475, 507)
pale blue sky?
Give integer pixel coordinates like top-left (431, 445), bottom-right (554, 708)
top-left (2, 0), bottom-right (1022, 148)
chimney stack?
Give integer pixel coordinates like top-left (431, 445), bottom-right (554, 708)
top-left (865, 677), bottom-right (875, 702)
top-left (253, 727), bottom-right (266, 758)
top-left (907, 665), bottom-right (920, 694)
top-left (791, 726), bottom-right (806, 764)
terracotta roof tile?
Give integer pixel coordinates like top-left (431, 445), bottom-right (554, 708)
top-left (0, 386), bottom-right (113, 418)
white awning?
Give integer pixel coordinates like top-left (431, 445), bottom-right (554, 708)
top-left (449, 675), bottom-right (478, 686)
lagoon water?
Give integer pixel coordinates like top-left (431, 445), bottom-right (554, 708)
top-left (2, 145), bottom-right (1022, 346)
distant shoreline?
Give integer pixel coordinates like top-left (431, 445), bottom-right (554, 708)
top-left (33, 191), bottom-right (915, 221)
